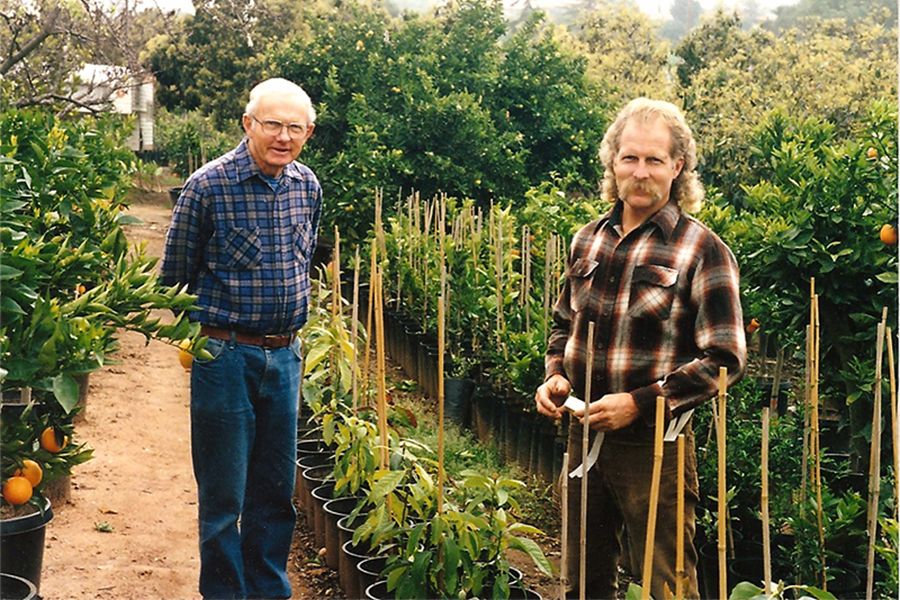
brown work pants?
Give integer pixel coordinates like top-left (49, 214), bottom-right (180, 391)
top-left (564, 421), bottom-right (700, 600)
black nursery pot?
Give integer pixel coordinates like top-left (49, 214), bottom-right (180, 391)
top-left (444, 377), bottom-right (475, 429)
top-left (0, 573), bottom-right (38, 600)
top-left (322, 496), bottom-right (364, 570)
top-left (0, 499), bottom-right (53, 593)
top-left (357, 555), bottom-right (388, 596)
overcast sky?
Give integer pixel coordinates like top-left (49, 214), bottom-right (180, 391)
top-left (144, 0), bottom-right (799, 20)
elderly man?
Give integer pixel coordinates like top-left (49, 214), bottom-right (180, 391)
top-left (161, 78), bottom-right (321, 599)
top-left (535, 98), bottom-right (746, 599)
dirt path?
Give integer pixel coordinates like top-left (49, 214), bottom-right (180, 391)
top-left (40, 195), bottom-right (324, 600)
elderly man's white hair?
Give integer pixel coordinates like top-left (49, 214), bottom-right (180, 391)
top-left (244, 78), bottom-right (317, 124)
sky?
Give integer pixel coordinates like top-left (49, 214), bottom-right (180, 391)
top-left (143, 0), bottom-right (800, 19)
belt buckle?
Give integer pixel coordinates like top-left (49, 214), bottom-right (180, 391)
top-left (263, 333), bottom-right (287, 347)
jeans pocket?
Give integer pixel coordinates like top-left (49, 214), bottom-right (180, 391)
top-left (289, 335), bottom-right (302, 361)
top-left (194, 337), bottom-right (228, 365)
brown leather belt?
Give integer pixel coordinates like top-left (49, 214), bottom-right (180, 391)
top-left (200, 324), bottom-right (295, 348)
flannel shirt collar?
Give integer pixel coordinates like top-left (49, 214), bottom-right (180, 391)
top-left (598, 199), bottom-right (681, 243)
top-left (231, 138), bottom-right (307, 184)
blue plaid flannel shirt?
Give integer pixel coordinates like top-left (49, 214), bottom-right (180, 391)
top-left (161, 139), bottom-right (322, 334)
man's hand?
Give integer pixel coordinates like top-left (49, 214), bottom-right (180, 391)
top-left (535, 374), bottom-right (571, 421)
top-left (572, 392), bottom-right (640, 432)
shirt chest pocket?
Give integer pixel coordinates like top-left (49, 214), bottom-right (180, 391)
top-left (569, 258), bottom-right (600, 313)
top-left (293, 221), bottom-right (313, 265)
top-left (628, 264), bottom-right (679, 320)
top-left (223, 227), bottom-right (261, 270)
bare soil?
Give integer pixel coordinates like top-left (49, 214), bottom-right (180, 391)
top-left (38, 191), bottom-right (559, 599)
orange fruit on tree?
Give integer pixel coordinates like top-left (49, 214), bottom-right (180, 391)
top-left (867, 147), bottom-right (878, 160)
top-left (40, 426), bottom-right (68, 453)
top-left (2, 476), bottom-right (33, 505)
top-left (880, 224), bottom-right (898, 246)
top-left (178, 339), bottom-right (193, 371)
top-left (746, 318), bottom-right (760, 334)
top-left (14, 459), bottom-right (43, 487)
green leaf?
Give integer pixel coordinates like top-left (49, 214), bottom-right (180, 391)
top-left (876, 271), bottom-right (898, 284)
top-left (52, 373), bottom-right (80, 413)
top-left (728, 581), bottom-right (765, 600)
top-left (0, 264), bottom-right (24, 280)
top-left (795, 585), bottom-right (838, 600)
top-left (369, 469), bottom-right (406, 501)
top-left (625, 582), bottom-right (644, 600)
top-left (508, 536), bottom-right (553, 576)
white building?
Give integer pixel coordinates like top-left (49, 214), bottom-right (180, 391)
top-left (74, 63), bottom-right (156, 152)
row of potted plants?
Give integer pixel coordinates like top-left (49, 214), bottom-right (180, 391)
top-left (295, 270), bottom-right (552, 599)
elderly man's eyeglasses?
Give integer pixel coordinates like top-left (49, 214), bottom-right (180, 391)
top-left (251, 116), bottom-right (309, 139)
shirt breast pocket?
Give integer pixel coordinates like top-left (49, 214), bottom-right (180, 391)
top-left (628, 264), bottom-right (679, 320)
top-left (293, 221), bottom-right (313, 266)
top-left (224, 227), bottom-right (261, 270)
top-left (569, 258), bottom-right (600, 313)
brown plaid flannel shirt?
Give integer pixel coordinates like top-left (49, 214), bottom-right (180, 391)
top-left (545, 200), bottom-right (746, 439)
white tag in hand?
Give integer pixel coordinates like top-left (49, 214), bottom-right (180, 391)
top-left (562, 396), bottom-right (585, 413)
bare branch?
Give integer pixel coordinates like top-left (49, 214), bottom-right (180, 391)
top-left (0, 5), bottom-right (63, 76)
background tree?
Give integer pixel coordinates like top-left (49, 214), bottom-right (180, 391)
top-left (0, 0), bottom-right (169, 113)
top-left (573, 1), bottom-right (672, 104)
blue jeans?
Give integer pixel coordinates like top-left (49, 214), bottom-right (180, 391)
top-left (190, 335), bottom-right (301, 599)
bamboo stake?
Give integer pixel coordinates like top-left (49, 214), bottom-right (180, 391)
top-left (543, 235), bottom-right (554, 345)
top-left (717, 367), bottom-right (728, 600)
top-left (580, 321), bottom-right (595, 600)
top-left (641, 396), bottom-right (666, 600)
top-left (887, 326), bottom-right (898, 509)
top-left (812, 294), bottom-right (826, 589)
top-left (437, 268), bottom-right (446, 515)
top-left (351, 247), bottom-right (361, 411)
top-left (761, 406), bottom-right (772, 595)
top-left (801, 323), bottom-right (812, 515)
top-left (710, 394), bottom-right (736, 558)
top-left (866, 308), bottom-right (887, 600)
top-left (332, 226), bottom-right (341, 318)
top-left (374, 267), bottom-right (388, 469)
top-left (769, 347), bottom-right (785, 413)
top-left (561, 451), bottom-right (570, 600)
top-left (362, 238), bottom-right (377, 408)
top-left (676, 433), bottom-right (686, 600)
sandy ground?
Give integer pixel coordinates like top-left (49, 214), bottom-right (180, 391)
top-left (40, 195), bottom-right (321, 599)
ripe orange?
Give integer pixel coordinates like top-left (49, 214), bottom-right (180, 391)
top-left (746, 318), bottom-right (760, 334)
top-left (880, 224), bottom-right (898, 246)
top-left (40, 426), bottom-right (68, 453)
top-left (178, 339), bottom-right (193, 371)
top-left (867, 147), bottom-right (878, 160)
top-left (2, 476), bottom-right (33, 505)
top-left (14, 459), bottom-right (43, 487)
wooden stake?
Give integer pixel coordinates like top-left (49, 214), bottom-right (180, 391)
top-left (641, 396), bottom-right (666, 600)
top-left (351, 247), bottom-right (360, 411)
top-left (580, 321), bottom-right (595, 600)
top-left (362, 238), bottom-right (377, 408)
top-left (801, 323), bottom-right (812, 515)
top-left (887, 326), bottom-right (898, 509)
top-left (717, 366), bottom-right (728, 600)
top-left (374, 267), bottom-right (389, 469)
top-left (561, 451), bottom-right (570, 600)
top-left (866, 308), bottom-right (887, 600)
top-left (332, 226), bottom-right (342, 317)
top-left (676, 433), bottom-right (685, 600)
top-left (437, 269), bottom-right (446, 515)
top-left (812, 293), bottom-right (826, 589)
top-left (761, 406), bottom-right (772, 595)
